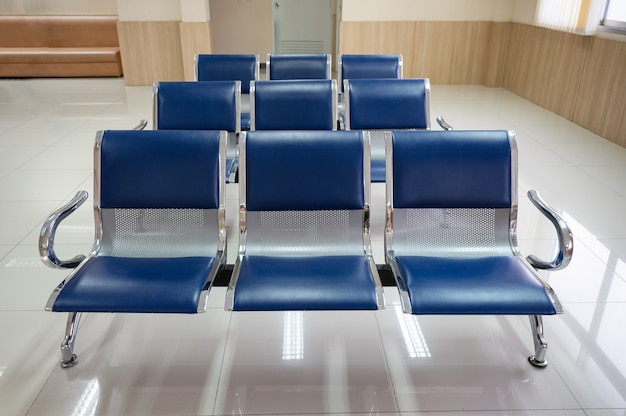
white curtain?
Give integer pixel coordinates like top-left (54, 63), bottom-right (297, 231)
top-left (536, 0), bottom-right (583, 32)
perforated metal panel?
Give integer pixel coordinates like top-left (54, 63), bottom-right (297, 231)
top-left (99, 208), bottom-right (219, 257)
top-left (391, 208), bottom-right (513, 257)
top-left (245, 209), bottom-right (365, 256)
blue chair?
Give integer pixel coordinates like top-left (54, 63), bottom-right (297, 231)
top-left (385, 130), bottom-right (573, 367)
top-left (226, 130), bottom-right (384, 311)
top-left (337, 54), bottom-right (403, 130)
top-left (251, 79), bottom-right (337, 130)
top-left (153, 80), bottom-right (241, 182)
top-left (195, 54), bottom-right (260, 130)
top-left (338, 54), bottom-right (403, 93)
top-left (39, 129), bottom-right (227, 368)
top-left (266, 53), bottom-right (331, 80)
top-left (344, 78), bottom-right (431, 182)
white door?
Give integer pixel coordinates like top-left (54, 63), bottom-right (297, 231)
top-left (273, 0), bottom-right (332, 54)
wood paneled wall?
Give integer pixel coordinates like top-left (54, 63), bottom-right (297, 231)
top-left (503, 24), bottom-right (590, 122)
top-left (503, 23), bottom-right (626, 147)
top-left (179, 22), bottom-right (213, 81)
top-left (339, 21), bottom-right (510, 86)
top-left (573, 36), bottom-right (626, 147)
top-left (118, 21), bottom-right (185, 86)
top-left (340, 21), bottom-right (626, 147)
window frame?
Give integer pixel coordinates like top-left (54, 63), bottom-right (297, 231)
top-left (600, 0), bottom-right (626, 33)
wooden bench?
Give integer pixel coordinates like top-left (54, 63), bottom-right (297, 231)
top-left (0, 15), bottom-right (123, 78)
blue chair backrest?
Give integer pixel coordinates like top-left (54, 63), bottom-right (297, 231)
top-left (195, 54), bottom-right (258, 94)
top-left (267, 54), bottom-right (331, 80)
top-left (251, 80), bottom-right (337, 130)
top-left (339, 54), bottom-right (402, 92)
top-left (154, 81), bottom-right (240, 132)
top-left (242, 130), bottom-right (365, 211)
top-left (98, 130), bottom-right (223, 209)
top-left (345, 78), bottom-right (430, 130)
top-left (391, 130), bottom-right (513, 209)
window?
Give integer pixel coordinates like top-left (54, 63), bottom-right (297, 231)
top-left (536, 0), bottom-right (584, 33)
top-left (601, 0), bottom-right (626, 31)
top-left (536, 0), bottom-right (609, 35)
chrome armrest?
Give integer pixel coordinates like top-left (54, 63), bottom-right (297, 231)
top-left (436, 116), bottom-right (453, 130)
top-left (133, 119), bottom-right (148, 130)
top-left (39, 191), bottom-right (89, 269)
top-left (526, 190), bottom-right (574, 271)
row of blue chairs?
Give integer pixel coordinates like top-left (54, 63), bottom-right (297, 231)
top-left (153, 77), bottom-right (431, 182)
top-left (39, 128), bottom-right (573, 369)
top-left (195, 53), bottom-right (403, 130)
top-left (195, 53), bottom-right (401, 86)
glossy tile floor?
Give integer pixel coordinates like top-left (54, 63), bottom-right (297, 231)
top-left (1, 78), bottom-right (625, 416)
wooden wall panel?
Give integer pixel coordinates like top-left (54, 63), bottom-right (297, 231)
top-left (179, 22), bottom-right (212, 81)
top-left (340, 21), bottom-right (508, 86)
top-left (503, 24), bottom-right (588, 120)
top-left (504, 23), bottom-right (625, 146)
top-left (483, 22), bottom-right (511, 87)
top-left (117, 21), bottom-right (152, 86)
top-left (118, 21), bottom-right (184, 86)
top-left (574, 37), bottom-right (626, 147)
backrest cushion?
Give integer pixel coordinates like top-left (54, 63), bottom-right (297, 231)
top-left (392, 130), bottom-right (513, 208)
top-left (269, 54), bottom-right (330, 80)
top-left (340, 54), bottom-right (401, 91)
top-left (244, 130), bottom-right (365, 211)
top-left (196, 54), bottom-right (257, 93)
top-left (99, 130), bottom-right (221, 209)
top-left (155, 81), bottom-right (238, 131)
top-left (253, 80), bottom-right (335, 130)
top-left (347, 78), bottom-right (429, 130)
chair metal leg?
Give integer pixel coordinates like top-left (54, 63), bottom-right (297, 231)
top-left (528, 314), bottom-right (548, 368)
top-left (60, 312), bottom-right (82, 368)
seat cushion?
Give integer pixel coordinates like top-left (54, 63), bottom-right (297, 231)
top-left (233, 255), bottom-right (379, 311)
top-left (395, 255), bottom-right (557, 315)
top-left (241, 113), bottom-right (251, 130)
top-left (371, 159), bottom-right (386, 183)
top-left (52, 256), bottom-right (215, 313)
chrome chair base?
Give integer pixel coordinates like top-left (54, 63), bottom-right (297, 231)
top-left (528, 355), bottom-right (548, 368)
top-left (60, 354), bottom-right (78, 368)
top-left (59, 311), bottom-right (81, 368)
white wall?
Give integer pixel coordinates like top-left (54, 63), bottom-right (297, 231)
top-left (209, 0), bottom-right (273, 59)
top-left (0, 0), bottom-right (117, 15)
top-left (116, 0), bottom-right (210, 22)
top-left (342, 0), bottom-right (515, 22)
top-left (512, 0), bottom-right (537, 25)
top-left (117, 0), bottom-right (181, 21)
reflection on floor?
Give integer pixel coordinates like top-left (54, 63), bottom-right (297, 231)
top-left (1, 78), bottom-right (625, 415)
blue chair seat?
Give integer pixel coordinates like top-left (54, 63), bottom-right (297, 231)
top-left (232, 255), bottom-right (379, 311)
top-left (52, 256), bottom-right (215, 314)
top-left (395, 255), bottom-right (558, 315)
top-left (241, 113), bottom-right (251, 130)
top-left (371, 160), bottom-right (386, 183)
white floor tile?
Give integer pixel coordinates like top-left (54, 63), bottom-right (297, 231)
top-left (213, 311), bottom-right (398, 415)
top-left (377, 309), bottom-right (579, 412)
top-left (26, 311), bottom-right (231, 416)
top-left (0, 244), bottom-right (69, 311)
top-left (0, 311), bottom-right (66, 416)
top-left (0, 170), bottom-right (91, 202)
top-left (545, 302), bottom-right (626, 409)
top-left (0, 200), bottom-right (62, 245)
top-left (0, 128), bottom-right (73, 148)
top-left (0, 146), bottom-right (45, 170)
top-left (538, 239), bottom-right (626, 303)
